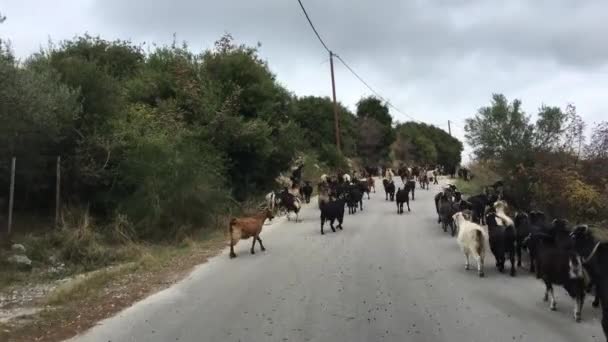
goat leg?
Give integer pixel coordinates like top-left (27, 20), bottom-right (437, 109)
top-left (257, 236), bottom-right (266, 251)
top-left (509, 249), bottom-right (516, 277)
top-left (575, 295), bottom-right (583, 322)
top-left (320, 216), bottom-right (325, 235)
top-left (230, 244), bottom-right (237, 259)
top-left (478, 255), bottom-right (485, 277)
top-left (593, 289), bottom-right (600, 308)
top-left (548, 284), bottom-right (557, 311)
top-left (250, 237), bottom-right (257, 254)
top-left (516, 242), bottom-right (523, 267)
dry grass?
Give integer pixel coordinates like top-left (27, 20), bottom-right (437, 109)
top-left (0, 229), bottom-right (227, 342)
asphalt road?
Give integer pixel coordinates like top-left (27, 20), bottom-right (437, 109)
top-left (69, 178), bottom-right (604, 342)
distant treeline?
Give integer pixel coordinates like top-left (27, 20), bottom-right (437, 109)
top-left (0, 34), bottom-right (462, 238)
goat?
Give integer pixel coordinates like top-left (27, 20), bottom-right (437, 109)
top-left (570, 225), bottom-right (603, 309)
top-left (406, 179), bottom-right (416, 200)
top-left (525, 232), bottom-right (586, 322)
top-left (346, 184), bottom-right (363, 214)
top-left (466, 193), bottom-right (493, 225)
top-left (395, 187), bottom-right (410, 214)
top-left (453, 212), bottom-right (488, 277)
top-left (383, 179), bottom-right (396, 201)
top-left (320, 198), bottom-right (346, 234)
top-left (279, 189), bottom-right (301, 222)
top-left (366, 176), bottom-right (375, 193)
top-left (265, 191), bottom-right (280, 217)
top-left (514, 212), bottom-right (544, 273)
top-left (438, 193), bottom-right (457, 236)
top-left (229, 208), bottom-right (274, 258)
top-left (317, 179), bottom-right (331, 209)
top-left (419, 174), bottom-right (429, 190)
top-left (301, 181), bottom-right (313, 204)
top-left (358, 179), bottom-right (371, 199)
top-left (486, 211), bottom-right (517, 276)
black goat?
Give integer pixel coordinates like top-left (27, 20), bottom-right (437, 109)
top-left (466, 193), bottom-right (494, 225)
top-left (514, 212), bottom-right (544, 272)
top-left (526, 232), bottom-right (586, 322)
top-left (383, 179), bottom-right (395, 201)
top-left (358, 180), bottom-right (371, 199)
top-left (438, 193), bottom-right (456, 236)
top-left (320, 198), bottom-right (345, 235)
top-left (346, 184), bottom-right (363, 214)
top-left (395, 187), bottom-right (410, 214)
top-left (301, 181), bottom-right (313, 204)
top-left (486, 212), bottom-right (517, 276)
top-left (406, 180), bottom-right (416, 200)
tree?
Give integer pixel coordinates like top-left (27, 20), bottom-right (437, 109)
top-left (465, 94), bottom-right (534, 165)
top-left (357, 116), bottom-right (386, 165)
top-left (587, 122), bottom-right (608, 160)
top-left (466, 94), bottom-right (583, 169)
top-left (356, 96), bottom-right (392, 126)
top-left (292, 96), bottom-right (357, 156)
top-left (355, 97), bottom-right (394, 164)
top-left (0, 47), bottom-right (81, 210)
top-left (393, 122), bottom-right (462, 170)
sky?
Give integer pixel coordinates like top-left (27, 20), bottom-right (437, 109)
top-left (1, 0), bottom-right (607, 162)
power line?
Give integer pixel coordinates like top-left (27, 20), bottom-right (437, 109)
top-left (335, 54), bottom-right (421, 122)
top-left (296, 0), bottom-right (427, 126)
top-left (334, 55), bottom-right (386, 102)
top-left (296, 0), bottom-right (331, 53)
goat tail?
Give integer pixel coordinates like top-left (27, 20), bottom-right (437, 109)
top-left (474, 229), bottom-right (484, 256)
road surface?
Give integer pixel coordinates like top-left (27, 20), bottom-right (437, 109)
top-left (69, 179), bottom-right (603, 342)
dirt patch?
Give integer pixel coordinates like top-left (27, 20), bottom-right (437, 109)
top-left (0, 232), bottom-right (227, 342)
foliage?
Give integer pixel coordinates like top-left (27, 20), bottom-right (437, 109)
top-left (291, 96), bottom-right (357, 157)
top-left (0, 48), bottom-right (81, 210)
top-left (392, 122), bottom-right (462, 171)
top-left (465, 94), bottom-right (607, 221)
top-left (465, 94), bottom-right (583, 170)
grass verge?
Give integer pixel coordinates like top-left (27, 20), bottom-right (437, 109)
top-left (0, 229), bottom-right (227, 342)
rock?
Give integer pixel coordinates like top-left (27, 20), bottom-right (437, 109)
top-left (7, 254), bottom-right (32, 271)
top-left (11, 244), bottom-right (26, 254)
top-left (48, 255), bottom-right (59, 265)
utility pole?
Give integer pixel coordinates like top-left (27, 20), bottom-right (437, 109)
top-left (448, 120), bottom-right (452, 136)
top-left (329, 51), bottom-right (341, 152)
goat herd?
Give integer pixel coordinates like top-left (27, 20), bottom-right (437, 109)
top-left (439, 181), bottom-right (608, 340)
top-left (227, 165), bottom-right (608, 341)
top-left (228, 166), bottom-right (434, 258)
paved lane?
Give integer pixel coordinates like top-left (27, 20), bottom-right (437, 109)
top-left (69, 179), bottom-right (604, 342)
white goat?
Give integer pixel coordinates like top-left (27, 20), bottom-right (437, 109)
top-left (343, 174), bottom-right (351, 183)
top-left (454, 212), bottom-right (489, 277)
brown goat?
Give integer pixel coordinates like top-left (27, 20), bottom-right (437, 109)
top-left (366, 176), bottom-right (375, 193)
top-left (229, 209), bottom-right (274, 258)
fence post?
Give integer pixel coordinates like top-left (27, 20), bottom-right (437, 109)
top-left (55, 156), bottom-right (61, 227)
top-left (7, 156), bottom-right (15, 236)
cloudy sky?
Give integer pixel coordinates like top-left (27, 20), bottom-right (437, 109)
top-left (2, 0), bottom-right (607, 161)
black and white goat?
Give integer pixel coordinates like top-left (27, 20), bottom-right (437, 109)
top-left (525, 232), bottom-right (586, 322)
top-left (486, 211), bottom-right (517, 276)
